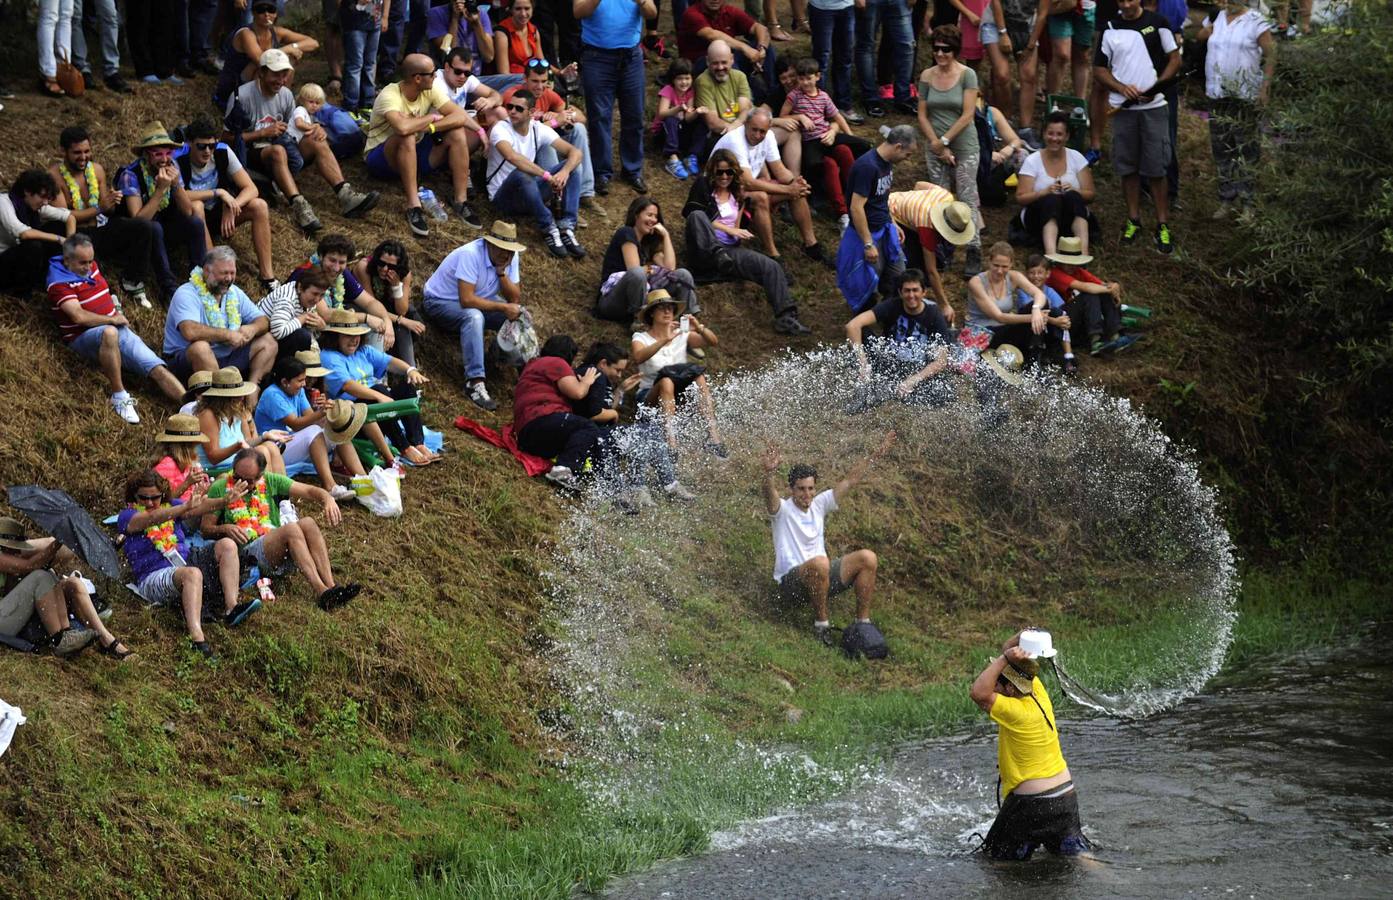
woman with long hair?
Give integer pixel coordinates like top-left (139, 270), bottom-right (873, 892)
top-left (214, 0), bottom-right (319, 108)
top-left (194, 366), bottom-right (288, 477)
top-left (350, 240), bottom-right (426, 368)
top-left (595, 195), bottom-right (699, 323)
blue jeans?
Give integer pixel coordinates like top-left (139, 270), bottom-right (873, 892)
top-left (70, 0), bottom-right (120, 76)
top-left (536, 123), bottom-right (595, 198)
top-left (581, 43), bottom-right (646, 181)
top-left (69, 324), bottom-right (165, 376)
top-left (187, 0), bottom-right (218, 59)
top-left (477, 73), bottom-right (524, 93)
top-left (810, 5), bottom-right (856, 111)
top-left (341, 17), bottom-right (381, 111)
top-left (492, 163), bottom-right (580, 232)
top-left (421, 294), bottom-right (509, 381)
top-left (379, 0), bottom-right (427, 80)
top-left (856, 0), bottom-right (914, 104)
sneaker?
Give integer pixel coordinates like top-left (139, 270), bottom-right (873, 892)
top-left (664, 156), bottom-right (688, 179)
top-left (878, 84), bottom-right (894, 100)
top-left (406, 206), bottom-right (429, 237)
top-left (338, 183), bottom-right (379, 218)
top-left (773, 314), bottom-right (811, 335)
top-left (1120, 217), bottom-right (1142, 244)
top-left (623, 171), bottom-right (649, 193)
top-left (110, 394), bottom-right (140, 424)
top-left (1083, 147), bottom-right (1102, 167)
top-left (1089, 336), bottom-right (1108, 356)
top-left (964, 247), bottom-right (983, 277)
top-left (1154, 223), bottom-right (1174, 255)
top-left (891, 99), bottom-right (917, 116)
top-left (843, 108), bottom-right (865, 126)
top-left (291, 195), bottom-right (322, 233)
top-left (329, 484), bottom-right (355, 501)
top-left (163, 75), bottom-right (186, 85)
top-left (575, 211), bottom-right (589, 229)
top-left (224, 597), bottom-right (262, 627)
top-left (278, 499), bottom-right (298, 524)
top-left (663, 480), bottom-right (697, 502)
top-left (813, 623), bottom-right (837, 648)
top-left (1109, 334), bottom-right (1141, 353)
top-left (1018, 126), bottom-right (1042, 151)
top-left (1062, 356), bottom-right (1079, 376)
top-left (560, 228), bottom-right (586, 259)
top-left (190, 640), bottom-right (217, 661)
top-left (452, 199), bottom-right (482, 229)
top-left (866, 100), bottom-right (887, 118)
top-left (837, 213), bottom-right (850, 233)
top-left (544, 228), bottom-right (568, 258)
top-left (120, 279), bottom-right (152, 309)
top-left (594, 175), bottom-right (610, 196)
top-left (467, 381), bottom-right (497, 411)
top-left (141, 74), bottom-right (161, 84)
top-left (704, 440), bottom-right (730, 460)
top-left (685, 154), bottom-right (700, 176)
top-left (545, 465), bottom-right (582, 491)
top-left (103, 73), bottom-right (134, 94)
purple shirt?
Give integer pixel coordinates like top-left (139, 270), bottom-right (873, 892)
top-left (118, 500), bottom-right (190, 583)
top-left (427, 5), bottom-right (494, 76)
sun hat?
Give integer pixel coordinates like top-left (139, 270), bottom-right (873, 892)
top-left (322, 399), bottom-right (368, 445)
top-left (929, 199), bottom-right (976, 247)
top-left (1000, 657), bottom-right (1041, 695)
top-left (294, 349), bottom-right (331, 378)
top-left (181, 369), bottom-right (214, 404)
top-left (156, 413), bottom-right (211, 443)
top-left (1018, 629), bottom-right (1057, 659)
top-left (321, 307), bottom-right (371, 336)
top-left (638, 288), bottom-right (685, 325)
top-left (259, 48), bottom-right (294, 72)
top-left (980, 344), bottom-right (1024, 386)
top-left (131, 121), bottom-right (180, 154)
top-left (0, 517), bottom-right (36, 552)
top-left (482, 220), bottom-right (527, 254)
top-left (1045, 236), bottom-right (1093, 267)
top-left (203, 366), bottom-right (256, 398)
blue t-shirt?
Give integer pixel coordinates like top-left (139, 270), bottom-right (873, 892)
top-left (321, 345), bottom-right (391, 399)
top-left (118, 500), bottom-right (190, 582)
top-left (848, 149), bottom-right (894, 232)
top-left (1016, 284), bottom-right (1065, 313)
top-left (254, 383), bottom-right (311, 433)
top-left (163, 281), bottom-right (264, 355)
top-left (580, 0), bottom-right (644, 49)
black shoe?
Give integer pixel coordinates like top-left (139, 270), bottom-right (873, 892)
top-left (866, 101), bottom-right (887, 118)
top-left (560, 228), bottom-right (586, 258)
top-left (103, 73), bottom-right (134, 93)
top-left (891, 99), bottom-right (917, 116)
top-left (175, 63), bottom-right (197, 79)
top-left (594, 175), bottom-right (610, 196)
top-left (773, 314), bottom-right (811, 335)
top-left (190, 639), bottom-right (218, 661)
top-left (454, 200), bottom-right (482, 229)
top-left (802, 242), bottom-right (833, 269)
top-left (813, 623), bottom-right (837, 647)
top-left (225, 598), bottom-right (262, 627)
top-left (623, 172), bottom-right (648, 193)
top-left (406, 206), bottom-right (429, 238)
top-left (1062, 357), bottom-right (1079, 376)
top-left (544, 229), bottom-right (568, 258)
top-left (195, 57), bottom-right (222, 75)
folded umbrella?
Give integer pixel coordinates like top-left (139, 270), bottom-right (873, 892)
top-left (5, 485), bottom-right (122, 579)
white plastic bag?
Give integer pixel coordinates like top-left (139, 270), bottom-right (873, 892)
top-left (495, 306), bottom-right (539, 367)
top-left (0, 699), bottom-right (26, 758)
top-left (358, 466), bottom-right (403, 517)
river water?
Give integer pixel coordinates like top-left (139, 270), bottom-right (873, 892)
top-left (605, 643), bottom-right (1393, 899)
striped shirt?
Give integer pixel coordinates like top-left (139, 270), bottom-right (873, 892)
top-left (258, 281), bottom-right (309, 340)
top-left (786, 88), bottom-right (839, 139)
top-left (48, 262), bottom-right (115, 344)
top-left (888, 186), bottom-right (955, 230)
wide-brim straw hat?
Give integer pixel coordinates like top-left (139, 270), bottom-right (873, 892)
top-left (321, 307), bottom-right (371, 336)
top-left (181, 369), bottom-right (214, 404)
top-left (1000, 658), bottom-right (1040, 695)
top-left (638, 288), bottom-right (685, 325)
top-left (156, 413), bottom-right (211, 443)
top-left (323, 399), bottom-right (367, 445)
top-left (132, 121), bottom-right (180, 154)
top-left (203, 366), bottom-right (256, 398)
top-left (0, 517), bottom-right (37, 552)
top-left (294, 349), bottom-right (331, 378)
top-left (929, 199), bottom-right (977, 246)
top-left (981, 344), bottom-right (1024, 387)
top-left (482, 220), bottom-right (527, 253)
top-left (1045, 236), bottom-right (1093, 267)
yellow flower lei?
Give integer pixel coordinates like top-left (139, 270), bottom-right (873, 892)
top-left (309, 255), bottom-right (347, 309)
top-left (139, 160), bottom-right (172, 211)
top-left (61, 161), bottom-right (99, 209)
top-left (190, 267), bottom-right (242, 330)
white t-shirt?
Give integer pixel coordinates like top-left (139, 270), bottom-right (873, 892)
top-left (0, 193), bottom-right (69, 252)
top-left (422, 238), bottom-right (520, 303)
top-left (288, 105), bottom-right (314, 142)
top-left (712, 126), bottom-right (781, 178)
top-left (771, 489), bottom-right (838, 582)
top-left (1202, 10), bottom-right (1271, 101)
top-left (1096, 15), bottom-right (1178, 110)
top-left (1018, 148), bottom-right (1088, 192)
top-left (631, 329), bottom-right (689, 392)
top-left (486, 119), bottom-right (559, 199)
top-left (433, 69), bottom-right (483, 110)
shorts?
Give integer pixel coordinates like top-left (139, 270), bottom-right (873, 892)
top-left (164, 344), bottom-right (252, 381)
top-left (1047, 7), bottom-right (1095, 46)
top-left (0, 570), bottom-right (59, 635)
top-left (242, 534), bottom-right (297, 577)
top-left (250, 134), bottom-right (305, 174)
top-left (980, 20), bottom-right (1001, 45)
top-left (1111, 105), bottom-right (1171, 179)
top-left (136, 567), bottom-right (181, 606)
top-left (777, 556), bottom-right (851, 605)
top-left (68, 324), bottom-right (164, 376)
top-left (365, 134), bottom-right (439, 180)
top-left (981, 781), bottom-right (1091, 860)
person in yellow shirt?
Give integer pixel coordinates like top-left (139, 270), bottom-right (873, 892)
top-left (969, 629), bottom-right (1090, 860)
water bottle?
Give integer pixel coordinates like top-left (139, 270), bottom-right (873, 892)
top-left (1120, 304), bottom-right (1152, 319)
top-left (418, 188), bottom-right (448, 221)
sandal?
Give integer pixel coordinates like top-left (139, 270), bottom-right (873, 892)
top-left (98, 637), bottom-right (135, 660)
top-left (792, 17), bottom-right (810, 33)
top-left (770, 24), bottom-right (794, 42)
top-left (326, 76), bottom-right (342, 94)
top-left (40, 76), bottom-right (64, 97)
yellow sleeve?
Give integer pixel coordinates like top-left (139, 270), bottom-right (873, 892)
top-left (988, 693), bottom-right (1032, 730)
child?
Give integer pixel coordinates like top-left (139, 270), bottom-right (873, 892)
top-left (254, 354), bottom-right (362, 500)
top-left (194, 367), bottom-right (290, 477)
top-left (152, 413), bottom-right (213, 503)
top-left (1020, 254), bottom-right (1076, 374)
top-left (340, 0), bottom-right (390, 119)
top-left (290, 83), bottom-right (325, 145)
top-left (1042, 239), bottom-right (1136, 358)
top-left (653, 59), bottom-right (707, 181)
top-left (782, 57), bottom-right (871, 233)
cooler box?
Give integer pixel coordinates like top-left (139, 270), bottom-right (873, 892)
top-left (1046, 93), bottom-right (1090, 152)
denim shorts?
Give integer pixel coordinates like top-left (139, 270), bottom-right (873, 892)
top-left (242, 534), bottom-right (296, 577)
top-left (68, 324), bottom-right (164, 376)
top-left (980, 19), bottom-right (1001, 45)
top-left (251, 134), bottom-right (304, 174)
top-left (164, 344), bottom-right (251, 380)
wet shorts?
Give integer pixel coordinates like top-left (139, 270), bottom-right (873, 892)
top-left (981, 781), bottom-right (1091, 860)
top-left (777, 556), bottom-right (851, 605)
top-left (241, 534), bottom-right (297, 578)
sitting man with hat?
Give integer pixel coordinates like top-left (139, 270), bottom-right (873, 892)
top-left (422, 222), bottom-right (527, 412)
top-left (844, 268), bottom-right (957, 410)
top-left (1042, 237), bottom-right (1135, 357)
top-left (888, 181), bottom-right (978, 324)
top-left (201, 447), bottom-right (359, 611)
top-left (46, 232), bottom-right (186, 424)
top-left (118, 121), bottom-right (207, 280)
top-left (0, 516), bottom-right (133, 659)
top-left (164, 246), bottom-right (277, 388)
top-left (969, 629), bottom-right (1091, 860)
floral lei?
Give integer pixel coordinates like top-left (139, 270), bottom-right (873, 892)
top-left (143, 511), bottom-right (181, 554)
top-left (61, 161), bottom-right (99, 209)
top-left (310, 254), bottom-right (347, 309)
top-left (190, 267), bottom-right (241, 330)
top-left (225, 479), bottom-right (273, 540)
top-left (139, 160), bottom-right (172, 211)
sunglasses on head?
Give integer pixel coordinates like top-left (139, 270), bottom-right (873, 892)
top-left (526, 58), bottom-right (551, 70)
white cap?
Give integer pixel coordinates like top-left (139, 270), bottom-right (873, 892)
top-left (260, 48), bottom-right (293, 72)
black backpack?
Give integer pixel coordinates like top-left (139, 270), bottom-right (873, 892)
top-left (841, 621), bottom-right (888, 660)
top-left (975, 108), bottom-right (1010, 208)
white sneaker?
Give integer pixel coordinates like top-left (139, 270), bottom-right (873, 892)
top-left (663, 480), bottom-right (697, 502)
top-left (329, 484), bottom-right (356, 501)
top-left (545, 465), bottom-right (582, 492)
top-left (278, 499), bottom-right (299, 523)
top-left (110, 394), bottom-right (140, 424)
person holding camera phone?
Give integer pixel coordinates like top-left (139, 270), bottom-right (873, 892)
top-left (193, 366), bottom-right (291, 478)
top-left (629, 290), bottom-right (728, 458)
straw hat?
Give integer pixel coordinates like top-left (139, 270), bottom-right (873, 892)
top-left (321, 307), bottom-right (371, 336)
top-left (981, 344), bottom-right (1024, 387)
top-left (1000, 657), bottom-right (1041, 695)
top-left (929, 200), bottom-right (976, 246)
top-left (155, 413), bottom-right (211, 443)
top-left (0, 517), bottom-right (37, 552)
top-left (482, 221), bottom-right (527, 254)
top-left (131, 121), bottom-right (180, 154)
top-left (294, 349), bottom-right (331, 378)
top-left (637, 289), bottom-right (684, 325)
top-left (259, 48), bottom-right (293, 72)
top-left (181, 369), bottom-right (215, 404)
top-left (203, 366), bottom-right (256, 398)
top-left (1045, 236), bottom-right (1093, 267)
top-left (322, 399), bottom-right (367, 445)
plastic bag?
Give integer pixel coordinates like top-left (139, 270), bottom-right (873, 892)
top-left (495, 307), bottom-right (539, 367)
top-left (357, 466), bottom-right (403, 517)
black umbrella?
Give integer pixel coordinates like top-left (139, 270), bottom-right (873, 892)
top-left (5, 485), bottom-right (122, 579)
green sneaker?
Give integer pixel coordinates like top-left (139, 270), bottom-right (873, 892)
top-left (1120, 218), bottom-right (1142, 244)
top-left (1155, 223), bottom-right (1174, 255)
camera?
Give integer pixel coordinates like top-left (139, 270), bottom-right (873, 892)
top-left (465, 0), bottom-right (478, 13)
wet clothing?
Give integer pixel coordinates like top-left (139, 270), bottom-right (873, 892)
top-left (981, 780), bottom-right (1090, 860)
top-left (990, 677), bottom-right (1067, 798)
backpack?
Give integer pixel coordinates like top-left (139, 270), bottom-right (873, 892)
top-left (975, 108), bottom-right (1010, 208)
top-left (841, 620), bottom-right (888, 660)
top-left (314, 103), bottom-right (368, 160)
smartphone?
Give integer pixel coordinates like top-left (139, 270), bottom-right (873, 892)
top-left (679, 315), bottom-right (691, 334)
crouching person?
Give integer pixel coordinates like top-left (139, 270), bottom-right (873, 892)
top-left (202, 448), bottom-right (360, 611)
top-left (119, 470), bottom-right (256, 660)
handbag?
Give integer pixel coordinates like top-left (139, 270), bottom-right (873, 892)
top-left (55, 56), bottom-right (84, 97)
top-left (655, 363), bottom-right (705, 396)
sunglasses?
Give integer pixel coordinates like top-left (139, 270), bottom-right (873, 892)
top-left (449, 66), bottom-right (470, 76)
top-left (713, 168), bottom-right (735, 176)
top-left (932, 45), bottom-right (955, 54)
top-left (526, 58), bottom-right (551, 70)
top-left (136, 493), bottom-right (165, 503)
top-left (506, 103), bottom-right (529, 112)
top-left (252, 4), bottom-right (277, 12)
top-left (193, 141), bottom-right (216, 151)
top-left (377, 260), bottom-right (405, 274)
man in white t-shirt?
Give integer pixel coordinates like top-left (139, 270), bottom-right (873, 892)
top-left (433, 46), bottom-right (504, 139)
top-left (486, 89), bottom-right (586, 261)
top-left (711, 107), bottom-right (829, 272)
top-left (762, 430), bottom-right (895, 645)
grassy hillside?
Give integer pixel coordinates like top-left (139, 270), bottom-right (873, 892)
top-left (0, 20), bottom-right (1388, 897)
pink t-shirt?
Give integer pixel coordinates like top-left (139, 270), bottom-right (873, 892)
top-left (958, 0), bottom-right (989, 60)
top-left (787, 88), bottom-right (839, 139)
top-left (652, 83), bottom-right (696, 133)
top-left (154, 455), bottom-right (194, 503)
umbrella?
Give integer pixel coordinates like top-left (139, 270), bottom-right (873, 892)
top-left (5, 485), bottom-right (122, 579)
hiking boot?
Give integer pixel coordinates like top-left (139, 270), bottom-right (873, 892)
top-left (291, 195), bottom-right (322, 233)
top-left (467, 381), bottom-right (497, 411)
top-left (453, 199), bottom-right (482, 229)
top-left (964, 246), bottom-right (983, 276)
top-left (581, 194), bottom-right (610, 218)
top-left (813, 623), bottom-right (836, 648)
top-left (663, 480), bottom-right (697, 502)
top-left (773, 314), bottom-right (811, 335)
top-left (560, 228), bottom-right (586, 259)
top-left (406, 206), bottom-right (429, 237)
top-left (545, 465), bottom-right (582, 492)
top-left (1154, 223), bottom-right (1174, 255)
top-left (1119, 217), bottom-right (1142, 245)
top-left (338, 183), bottom-right (379, 218)
top-left (575, 211), bottom-right (588, 229)
top-left (544, 228), bottom-right (568, 258)
top-left (225, 598), bottom-right (262, 627)
top-left (110, 393), bottom-right (140, 424)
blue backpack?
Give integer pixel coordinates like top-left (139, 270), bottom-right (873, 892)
top-left (315, 104), bottom-right (367, 160)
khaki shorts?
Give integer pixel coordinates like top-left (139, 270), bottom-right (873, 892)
top-left (778, 556), bottom-right (851, 605)
top-left (0, 570), bottom-right (59, 635)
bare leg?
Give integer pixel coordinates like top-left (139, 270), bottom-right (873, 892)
top-left (837, 549), bottom-right (878, 620)
top-left (1149, 174), bottom-right (1169, 224)
top-left (1072, 214), bottom-right (1089, 255)
top-left (309, 433), bottom-right (336, 489)
top-left (432, 128), bottom-right (471, 205)
top-left (184, 340), bottom-right (220, 373)
top-left (97, 325), bottom-right (126, 393)
top-left (694, 375), bottom-right (722, 444)
top-left (257, 145), bottom-right (301, 199)
top-left (151, 365), bottom-right (186, 402)
top-left (1047, 39), bottom-right (1069, 93)
top-left (1042, 218), bottom-right (1060, 256)
top-left (1088, 80), bottom-right (1108, 153)
top-left (213, 537), bottom-right (240, 614)
top-left (1122, 174), bottom-right (1142, 221)
top-left (263, 524), bottom-right (331, 596)
top-left (790, 196), bottom-right (817, 247)
top-left (60, 577), bottom-right (122, 646)
top-left (305, 139), bottom-right (346, 187)
top-left (1071, 45), bottom-right (1089, 97)
top-left (297, 517), bottom-right (336, 590)
top-left (363, 421), bottom-right (396, 465)
top-left (775, 125), bottom-right (802, 177)
top-left (794, 555), bottom-right (831, 622)
top-left (175, 566), bottom-right (206, 643)
top-left (389, 134), bottom-right (422, 208)
top-left (1017, 47), bottom-right (1040, 129)
top-left (247, 333), bottom-right (277, 386)
top-left (651, 379), bottom-right (678, 449)
top-left (240, 198), bottom-right (274, 280)
top-left (335, 440), bottom-right (367, 476)
top-left (748, 191), bottom-right (777, 256)
top-left (257, 438), bottom-right (287, 476)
